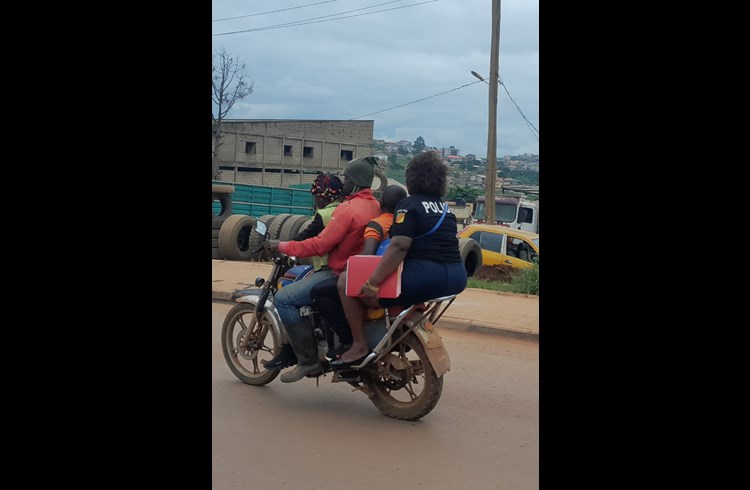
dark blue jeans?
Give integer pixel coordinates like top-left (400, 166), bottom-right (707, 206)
top-left (378, 259), bottom-right (467, 307)
top-left (274, 268), bottom-right (336, 326)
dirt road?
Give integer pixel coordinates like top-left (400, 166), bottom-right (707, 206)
top-left (212, 302), bottom-right (539, 490)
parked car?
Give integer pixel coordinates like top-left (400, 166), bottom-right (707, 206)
top-left (456, 224), bottom-right (539, 270)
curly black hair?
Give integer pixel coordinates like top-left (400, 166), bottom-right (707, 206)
top-left (405, 151), bottom-right (447, 196)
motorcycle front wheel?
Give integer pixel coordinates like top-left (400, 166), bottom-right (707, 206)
top-left (364, 332), bottom-right (443, 421)
top-left (221, 302), bottom-right (280, 386)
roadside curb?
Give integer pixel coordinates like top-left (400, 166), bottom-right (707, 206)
top-left (212, 290), bottom-right (538, 342)
top-left (437, 318), bottom-right (539, 342)
top-left (491, 291), bottom-right (539, 299)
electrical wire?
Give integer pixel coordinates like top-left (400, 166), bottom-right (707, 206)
top-left (499, 78), bottom-right (539, 140)
top-left (213, 0), bottom-right (437, 36)
top-left (213, 0), bottom-right (340, 22)
top-left (348, 80), bottom-right (484, 119)
top-left (473, 73), bottom-right (538, 141)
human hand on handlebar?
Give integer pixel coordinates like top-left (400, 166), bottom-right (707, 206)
top-left (264, 239), bottom-right (281, 253)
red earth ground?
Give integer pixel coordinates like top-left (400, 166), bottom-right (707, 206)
top-left (472, 264), bottom-right (518, 282)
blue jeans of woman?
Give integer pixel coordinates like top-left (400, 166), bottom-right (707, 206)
top-left (378, 259), bottom-right (467, 307)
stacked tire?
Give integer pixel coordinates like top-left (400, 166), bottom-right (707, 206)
top-left (457, 237), bottom-right (483, 277)
top-left (259, 213), bottom-right (314, 261)
top-left (218, 214), bottom-right (257, 261)
top-left (371, 166), bottom-right (389, 200)
top-left (216, 213), bottom-right (316, 262)
top-left (212, 185), bottom-right (235, 259)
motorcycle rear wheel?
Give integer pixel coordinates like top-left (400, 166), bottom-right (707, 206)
top-left (221, 302), bottom-right (280, 386)
top-left (364, 333), bottom-right (443, 421)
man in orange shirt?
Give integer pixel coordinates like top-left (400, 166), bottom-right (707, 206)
top-left (264, 157), bottom-right (381, 382)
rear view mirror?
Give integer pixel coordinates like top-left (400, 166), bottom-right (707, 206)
top-left (254, 220), bottom-right (267, 236)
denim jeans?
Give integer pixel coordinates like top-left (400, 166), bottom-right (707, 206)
top-left (274, 268), bottom-right (336, 327)
top-left (378, 259), bottom-right (467, 307)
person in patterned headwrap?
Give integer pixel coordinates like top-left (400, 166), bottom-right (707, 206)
top-left (292, 172), bottom-right (346, 272)
top-left (261, 172), bottom-right (346, 372)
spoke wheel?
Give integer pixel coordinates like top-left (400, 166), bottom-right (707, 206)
top-left (364, 333), bottom-right (443, 421)
top-left (221, 303), bottom-right (280, 386)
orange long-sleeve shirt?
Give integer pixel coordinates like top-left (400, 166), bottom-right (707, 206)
top-left (278, 189), bottom-right (381, 275)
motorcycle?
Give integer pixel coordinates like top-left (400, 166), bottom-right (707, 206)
top-left (220, 219), bottom-right (456, 421)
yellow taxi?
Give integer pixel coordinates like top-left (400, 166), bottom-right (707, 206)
top-left (456, 224), bottom-right (539, 270)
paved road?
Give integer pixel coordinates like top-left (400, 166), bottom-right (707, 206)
top-left (212, 302), bottom-right (539, 490)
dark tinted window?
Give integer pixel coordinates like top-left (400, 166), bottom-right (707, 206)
top-left (479, 231), bottom-right (503, 253)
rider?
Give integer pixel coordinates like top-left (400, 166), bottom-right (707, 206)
top-left (264, 157), bottom-right (381, 382)
top-left (358, 185), bottom-right (408, 255)
top-left (331, 151), bottom-right (468, 368)
top-left (313, 184), bottom-right (408, 360)
top-left (261, 172), bottom-right (345, 371)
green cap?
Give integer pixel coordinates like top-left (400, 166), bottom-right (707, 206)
top-left (344, 156), bottom-right (377, 187)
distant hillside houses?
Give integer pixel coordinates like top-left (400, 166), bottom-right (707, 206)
top-left (373, 138), bottom-right (537, 171)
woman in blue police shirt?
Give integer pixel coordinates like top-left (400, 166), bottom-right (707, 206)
top-left (333, 151), bottom-right (468, 367)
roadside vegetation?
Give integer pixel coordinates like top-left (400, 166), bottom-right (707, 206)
top-left (467, 264), bottom-right (539, 295)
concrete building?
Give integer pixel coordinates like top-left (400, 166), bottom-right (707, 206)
top-left (442, 146), bottom-right (461, 157)
top-left (214, 119), bottom-right (374, 187)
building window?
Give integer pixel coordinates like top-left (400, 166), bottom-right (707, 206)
top-left (303, 146), bottom-right (314, 158)
top-left (284, 145), bottom-right (293, 156)
top-left (245, 142), bottom-right (256, 154)
top-left (340, 150), bottom-right (353, 160)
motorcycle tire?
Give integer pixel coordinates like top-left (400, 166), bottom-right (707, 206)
top-left (364, 332), bottom-right (443, 421)
top-left (221, 302), bottom-right (281, 386)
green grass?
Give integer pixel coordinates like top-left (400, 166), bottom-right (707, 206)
top-left (467, 264), bottom-right (539, 295)
top-left (467, 278), bottom-right (516, 292)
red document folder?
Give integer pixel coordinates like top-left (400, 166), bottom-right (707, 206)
top-left (346, 255), bottom-right (403, 298)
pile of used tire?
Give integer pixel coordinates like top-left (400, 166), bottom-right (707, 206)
top-left (212, 184), bottom-right (235, 259)
top-left (215, 211), bottom-right (315, 264)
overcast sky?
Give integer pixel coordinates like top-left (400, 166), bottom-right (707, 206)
top-left (212, 0), bottom-right (538, 159)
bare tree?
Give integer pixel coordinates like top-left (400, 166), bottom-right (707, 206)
top-left (212, 48), bottom-right (254, 179)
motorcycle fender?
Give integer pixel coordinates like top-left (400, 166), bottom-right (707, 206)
top-left (235, 296), bottom-right (287, 344)
top-left (413, 324), bottom-right (451, 377)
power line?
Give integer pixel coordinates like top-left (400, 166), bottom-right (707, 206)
top-left (473, 73), bottom-right (538, 141)
top-left (214, 0), bottom-right (404, 35)
top-left (213, 0), bottom-right (437, 36)
top-left (349, 80), bottom-right (484, 120)
top-left (499, 78), bottom-right (539, 140)
top-left (213, 0), bottom-right (339, 22)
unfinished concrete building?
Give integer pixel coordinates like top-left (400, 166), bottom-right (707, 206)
top-left (213, 119), bottom-right (374, 187)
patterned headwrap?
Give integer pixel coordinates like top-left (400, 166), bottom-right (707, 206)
top-left (311, 172), bottom-right (345, 201)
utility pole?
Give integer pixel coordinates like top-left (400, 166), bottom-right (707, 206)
top-left (485, 0), bottom-right (501, 223)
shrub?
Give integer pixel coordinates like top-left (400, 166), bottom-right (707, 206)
top-left (510, 264), bottom-right (539, 295)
